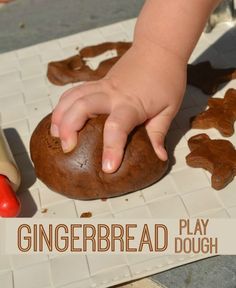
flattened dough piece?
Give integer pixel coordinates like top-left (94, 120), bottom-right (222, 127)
top-left (47, 42), bottom-right (132, 85)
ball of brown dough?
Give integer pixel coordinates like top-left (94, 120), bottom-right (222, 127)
top-left (30, 114), bottom-right (168, 200)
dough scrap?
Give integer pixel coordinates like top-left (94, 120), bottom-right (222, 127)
top-left (186, 133), bottom-right (236, 190)
top-left (191, 88), bottom-right (236, 137)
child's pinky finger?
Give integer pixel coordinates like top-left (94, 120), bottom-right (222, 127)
top-left (145, 112), bottom-right (173, 161)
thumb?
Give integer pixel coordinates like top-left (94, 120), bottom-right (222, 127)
top-left (145, 111), bottom-right (173, 161)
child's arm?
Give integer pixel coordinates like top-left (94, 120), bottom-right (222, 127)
top-left (135, 0), bottom-right (221, 63)
top-left (51, 0), bottom-right (221, 173)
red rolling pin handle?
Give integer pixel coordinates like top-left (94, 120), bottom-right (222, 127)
top-left (0, 175), bottom-right (21, 217)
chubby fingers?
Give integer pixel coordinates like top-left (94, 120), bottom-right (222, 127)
top-left (50, 81), bottom-right (145, 174)
top-left (52, 92), bottom-right (110, 153)
top-left (102, 106), bottom-right (143, 173)
top-left (145, 109), bottom-right (174, 162)
top-left (51, 81), bottom-right (106, 137)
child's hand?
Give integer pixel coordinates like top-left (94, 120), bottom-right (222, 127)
top-left (50, 0), bottom-right (220, 174)
top-left (51, 41), bottom-right (187, 173)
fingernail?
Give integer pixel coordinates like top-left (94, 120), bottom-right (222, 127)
top-left (102, 159), bottom-right (113, 172)
top-left (157, 145), bottom-right (168, 161)
top-left (51, 124), bottom-right (59, 137)
top-left (61, 140), bottom-right (73, 153)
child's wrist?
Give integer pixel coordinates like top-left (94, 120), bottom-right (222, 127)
top-left (132, 35), bottom-right (188, 70)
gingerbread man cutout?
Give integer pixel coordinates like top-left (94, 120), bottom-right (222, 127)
top-left (191, 88), bottom-right (236, 137)
top-left (186, 133), bottom-right (236, 190)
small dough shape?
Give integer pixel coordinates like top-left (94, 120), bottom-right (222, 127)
top-left (186, 133), bottom-right (236, 190)
top-left (47, 42), bottom-right (132, 85)
top-left (191, 88), bottom-right (236, 137)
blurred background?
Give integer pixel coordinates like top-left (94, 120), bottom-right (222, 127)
top-left (0, 0), bottom-right (144, 53)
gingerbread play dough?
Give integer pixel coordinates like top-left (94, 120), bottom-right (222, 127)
top-left (186, 133), bottom-right (236, 190)
top-left (30, 114), bottom-right (168, 200)
top-left (191, 88), bottom-right (236, 137)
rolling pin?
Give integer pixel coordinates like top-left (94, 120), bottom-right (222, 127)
top-left (0, 126), bottom-right (21, 217)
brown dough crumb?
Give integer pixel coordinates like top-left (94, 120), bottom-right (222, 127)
top-left (80, 212), bottom-right (92, 218)
top-left (41, 208), bottom-right (48, 213)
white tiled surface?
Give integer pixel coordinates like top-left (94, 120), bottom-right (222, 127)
top-left (0, 18), bottom-right (236, 288)
top-left (50, 255), bottom-right (89, 287)
top-left (13, 261), bottom-right (51, 288)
